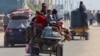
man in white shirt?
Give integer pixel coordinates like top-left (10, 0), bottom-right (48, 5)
top-left (87, 10), bottom-right (95, 25)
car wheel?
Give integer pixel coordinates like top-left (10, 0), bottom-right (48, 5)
top-left (4, 36), bottom-right (9, 47)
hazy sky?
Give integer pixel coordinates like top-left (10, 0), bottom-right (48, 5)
top-left (77, 0), bottom-right (100, 10)
top-left (53, 0), bottom-right (100, 10)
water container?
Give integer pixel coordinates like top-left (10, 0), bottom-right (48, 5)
top-left (43, 25), bottom-right (53, 37)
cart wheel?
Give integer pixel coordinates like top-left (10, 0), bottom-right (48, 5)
top-left (56, 44), bottom-right (63, 56)
top-left (84, 32), bottom-right (89, 40)
top-left (70, 31), bottom-right (75, 40)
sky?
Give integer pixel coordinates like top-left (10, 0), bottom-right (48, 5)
top-left (52, 0), bottom-right (100, 11)
top-left (77, 0), bottom-right (100, 10)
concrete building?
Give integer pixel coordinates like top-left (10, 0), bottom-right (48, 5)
top-left (0, 0), bottom-right (25, 14)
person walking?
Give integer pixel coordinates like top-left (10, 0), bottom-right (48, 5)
top-left (3, 14), bottom-right (10, 31)
top-left (96, 10), bottom-right (100, 26)
top-left (87, 10), bottom-right (95, 25)
top-left (64, 12), bottom-right (67, 21)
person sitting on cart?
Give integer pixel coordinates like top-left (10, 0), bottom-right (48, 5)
top-left (25, 11), bottom-right (47, 45)
top-left (33, 11), bottom-right (47, 39)
top-left (79, 1), bottom-right (88, 28)
top-left (26, 11), bottom-right (47, 56)
top-left (52, 9), bottom-right (63, 22)
top-left (41, 9), bottom-right (71, 41)
top-left (45, 9), bottom-right (54, 25)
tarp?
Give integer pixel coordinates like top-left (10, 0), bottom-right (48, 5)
top-left (10, 8), bottom-right (33, 17)
top-left (71, 9), bottom-right (88, 28)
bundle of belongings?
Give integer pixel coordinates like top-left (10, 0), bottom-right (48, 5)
top-left (71, 9), bottom-right (88, 28)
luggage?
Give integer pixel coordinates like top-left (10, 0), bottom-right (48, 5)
top-left (71, 9), bottom-right (88, 28)
top-left (71, 10), bottom-right (81, 27)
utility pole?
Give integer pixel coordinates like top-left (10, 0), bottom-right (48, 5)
top-left (61, 0), bottom-right (63, 12)
top-left (55, 0), bottom-right (57, 9)
top-left (65, 0), bottom-right (67, 12)
top-left (17, 0), bottom-right (20, 8)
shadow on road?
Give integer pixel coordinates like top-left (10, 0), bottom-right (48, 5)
top-left (0, 46), bottom-right (4, 48)
top-left (0, 45), bottom-right (25, 48)
top-left (72, 39), bottom-right (88, 41)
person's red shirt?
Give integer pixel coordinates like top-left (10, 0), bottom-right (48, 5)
top-left (35, 14), bottom-right (47, 27)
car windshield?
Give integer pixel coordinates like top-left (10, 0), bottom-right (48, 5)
top-left (7, 19), bottom-right (30, 28)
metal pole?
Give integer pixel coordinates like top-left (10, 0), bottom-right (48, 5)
top-left (55, 0), bottom-right (56, 9)
top-left (51, 0), bottom-right (53, 9)
top-left (65, 0), bottom-right (67, 12)
top-left (17, 0), bottom-right (19, 8)
top-left (67, 0), bottom-right (68, 12)
top-left (19, 0), bottom-right (20, 8)
top-left (68, 0), bottom-right (69, 12)
top-left (77, 1), bottom-right (79, 8)
top-left (62, 0), bottom-right (64, 13)
top-left (69, 0), bottom-right (72, 25)
top-left (58, 0), bottom-right (61, 11)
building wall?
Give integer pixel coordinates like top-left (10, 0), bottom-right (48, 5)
top-left (0, 0), bottom-right (24, 14)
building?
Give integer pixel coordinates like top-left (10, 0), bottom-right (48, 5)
top-left (0, 0), bottom-right (25, 14)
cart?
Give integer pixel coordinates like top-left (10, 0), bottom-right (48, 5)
top-left (29, 30), bottom-right (64, 56)
top-left (70, 9), bottom-right (89, 40)
top-left (70, 27), bottom-right (89, 40)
